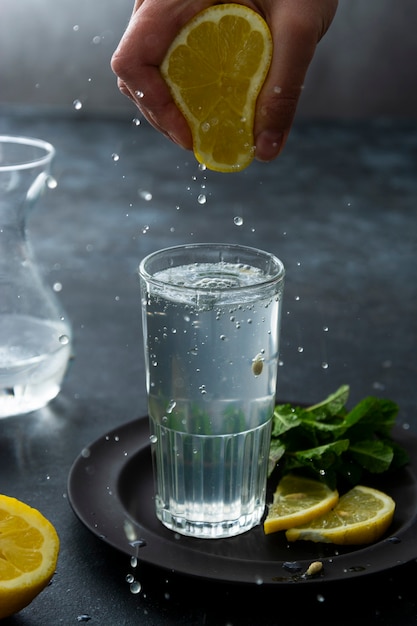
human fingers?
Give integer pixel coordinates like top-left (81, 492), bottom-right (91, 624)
top-left (252, 0), bottom-right (338, 161)
top-left (111, 0), bottom-right (213, 149)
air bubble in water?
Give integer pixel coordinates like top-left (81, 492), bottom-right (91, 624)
top-left (198, 163), bottom-right (207, 171)
top-left (132, 118), bottom-right (141, 126)
top-left (73, 99), bottom-right (82, 110)
top-left (234, 216), bottom-right (243, 226)
top-left (321, 362), bottom-right (329, 369)
top-left (59, 334), bottom-right (70, 345)
top-left (111, 153), bottom-right (120, 162)
top-left (197, 194), bottom-right (206, 204)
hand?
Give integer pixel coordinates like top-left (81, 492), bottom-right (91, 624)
top-left (111, 0), bottom-right (338, 162)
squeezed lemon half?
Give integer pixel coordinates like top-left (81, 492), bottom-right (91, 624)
top-left (161, 3), bottom-right (272, 172)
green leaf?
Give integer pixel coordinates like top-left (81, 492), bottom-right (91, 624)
top-left (271, 404), bottom-right (302, 437)
top-left (268, 438), bottom-right (286, 476)
top-left (269, 385), bottom-right (408, 490)
top-left (305, 384), bottom-right (350, 419)
top-left (348, 439), bottom-right (394, 473)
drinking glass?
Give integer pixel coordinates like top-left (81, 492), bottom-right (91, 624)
top-left (139, 243), bottom-right (284, 538)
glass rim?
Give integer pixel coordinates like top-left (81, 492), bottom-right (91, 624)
top-left (138, 243), bottom-right (285, 293)
top-left (0, 135), bottom-right (55, 172)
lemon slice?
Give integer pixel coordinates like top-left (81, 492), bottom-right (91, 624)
top-left (160, 3), bottom-right (272, 172)
top-left (264, 474), bottom-right (339, 534)
top-left (285, 485), bottom-right (396, 545)
top-left (0, 494), bottom-right (60, 619)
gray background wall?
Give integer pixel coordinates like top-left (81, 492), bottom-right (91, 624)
top-left (1, 0), bottom-right (417, 119)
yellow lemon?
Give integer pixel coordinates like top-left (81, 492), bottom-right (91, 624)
top-left (161, 3), bottom-right (272, 172)
top-left (285, 485), bottom-right (395, 545)
top-left (264, 474), bottom-right (339, 534)
top-left (0, 494), bottom-right (60, 619)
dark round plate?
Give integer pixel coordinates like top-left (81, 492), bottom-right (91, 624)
top-left (67, 416), bottom-right (417, 585)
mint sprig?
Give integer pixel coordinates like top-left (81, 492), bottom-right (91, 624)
top-left (268, 385), bottom-right (409, 489)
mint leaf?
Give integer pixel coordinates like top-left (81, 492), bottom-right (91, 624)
top-left (269, 385), bottom-right (408, 487)
top-left (306, 384), bottom-right (350, 419)
top-left (348, 439), bottom-right (394, 473)
top-left (271, 404), bottom-right (302, 437)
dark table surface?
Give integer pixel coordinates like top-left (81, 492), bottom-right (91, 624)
top-left (1, 106), bottom-right (417, 625)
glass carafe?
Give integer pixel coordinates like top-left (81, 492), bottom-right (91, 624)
top-left (0, 135), bottom-right (72, 417)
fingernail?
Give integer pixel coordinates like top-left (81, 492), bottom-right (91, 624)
top-left (255, 130), bottom-right (284, 162)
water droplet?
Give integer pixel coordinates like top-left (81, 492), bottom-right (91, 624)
top-left (126, 573), bottom-right (135, 583)
top-left (73, 25), bottom-right (80, 31)
top-left (130, 555), bottom-right (138, 567)
top-left (73, 99), bottom-right (83, 110)
top-left (166, 400), bottom-right (176, 414)
top-left (219, 334), bottom-right (227, 341)
top-left (198, 163), bottom-right (207, 171)
top-left (321, 361), bottom-right (329, 369)
top-left (46, 175), bottom-right (58, 189)
top-left (297, 346), bottom-right (304, 353)
top-left (92, 35), bottom-right (101, 44)
top-left (77, 616), bottom-right (92, 623)
top-left (135, 90), bottom-right (144, 99)
top-left (201, 122), bottom-right (210, 133)
top-left (234, 216), bottom-right (243, 226)
top-left (81, 447), bottom-right (90, 458)
top-left (59, 334), bottom-right (70, 346)
top-left (316, 594), bottom-right (325, 603)
top-left (53, 282), bottom-right (62, 292)
top-left (111, 153), bottom-right (120, 162)
top-left (130, 580), bottom-right (142, 594)
top-left (273, 85), bottom-right (282, 94)
top-left (132, 117), bottom-right (141, 126)
top-left (197, 194), bottom-right (206, 204)
top-left (283, 561), bottom-right (303, 573)
top-left (149, 434), bottom-right (158, 444)
top-left (323, 326), bottom-right (329, 332)
top-left (139, 189), bottom-right (152, 201)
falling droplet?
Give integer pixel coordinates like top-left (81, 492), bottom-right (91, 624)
top-left (139, 190), bottom-right (152, 201)
top-left (46, 175), bottom-right (58, 189)
top-left (130, 580), bottom-right (142, 594)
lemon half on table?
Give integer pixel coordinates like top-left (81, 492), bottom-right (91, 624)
top-left (0, 494), bottom-right (60, 619)
top-left (161, 3), bottom-right (273, 173)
